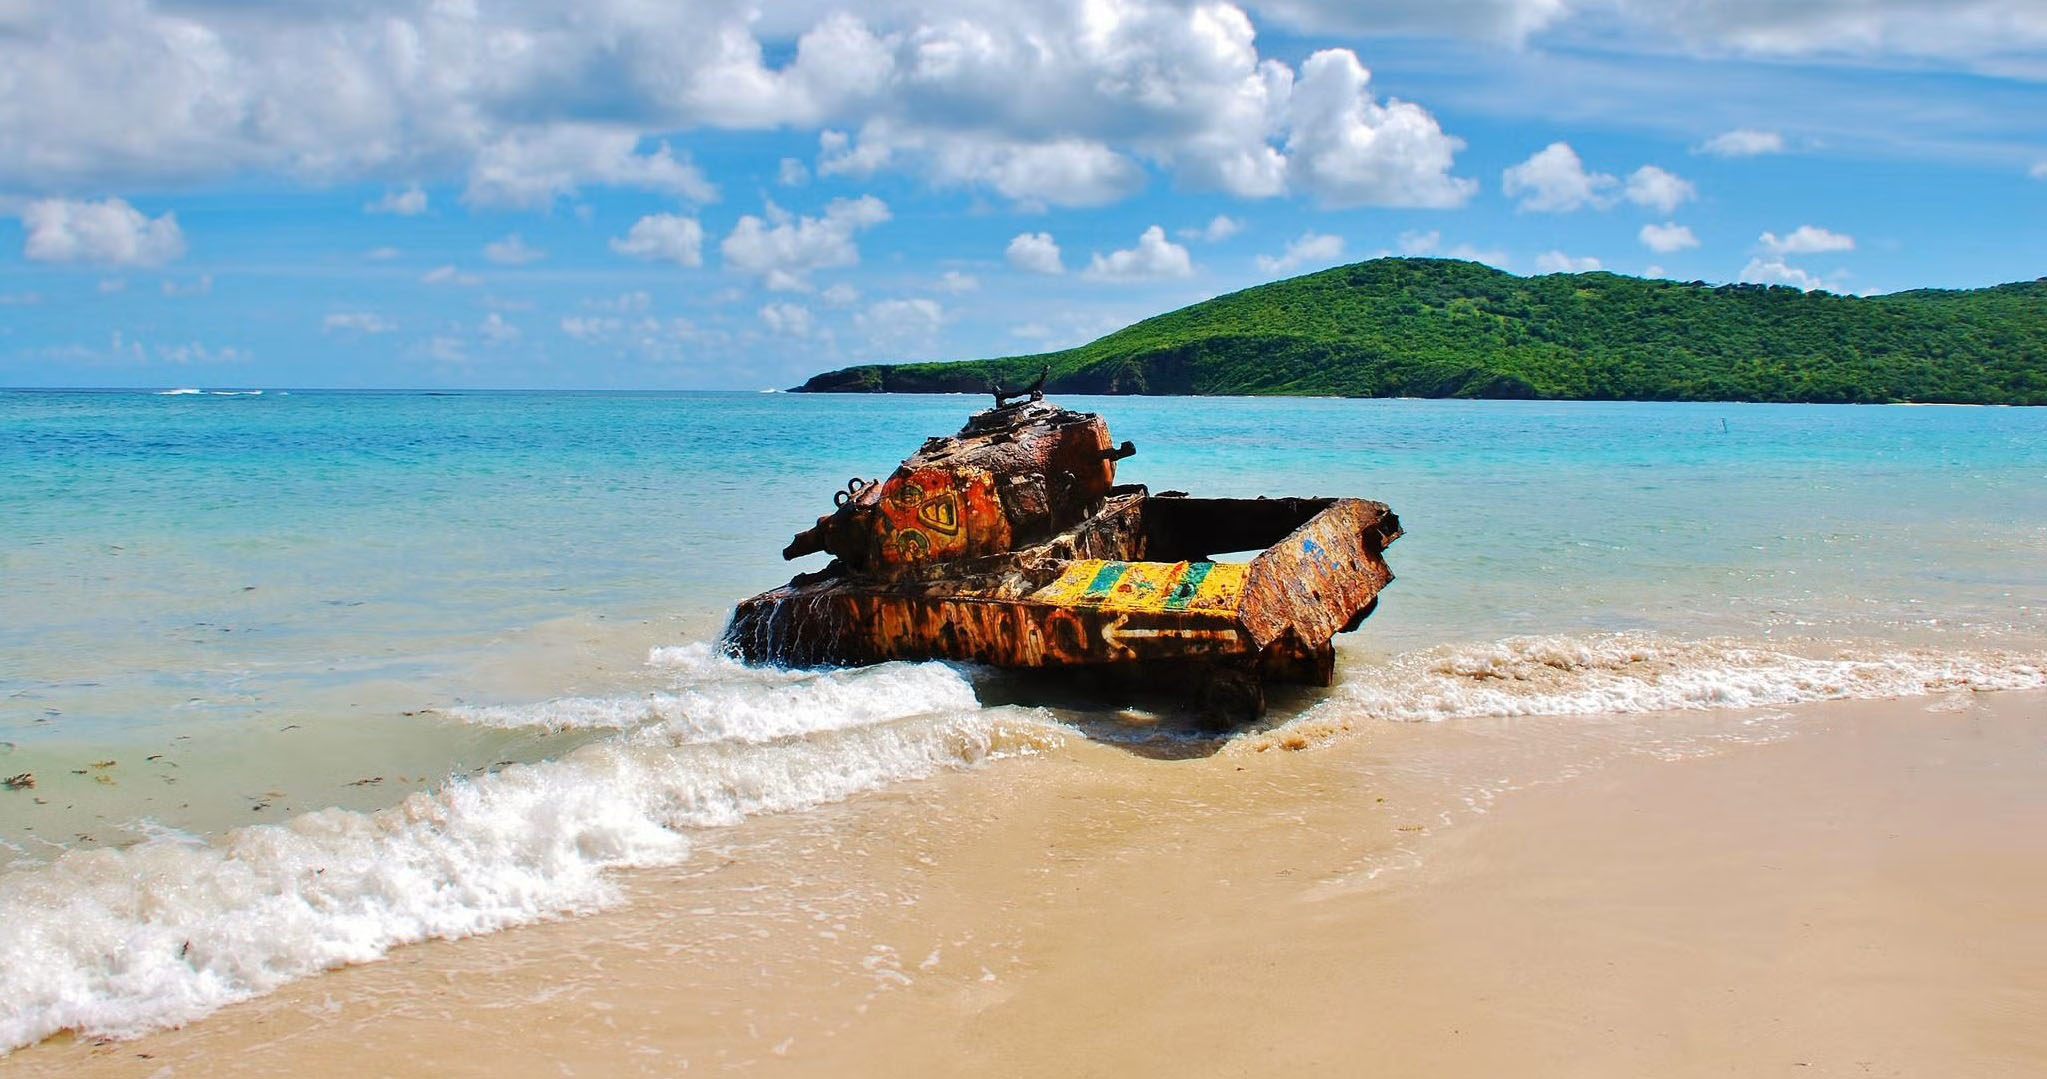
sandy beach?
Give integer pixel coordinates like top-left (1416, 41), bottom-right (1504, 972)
top-left (12, 687), bottom-right (2043, 1077)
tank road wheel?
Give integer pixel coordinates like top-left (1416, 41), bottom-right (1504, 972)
top-left (1196, 666), bottom-right (1265, 729)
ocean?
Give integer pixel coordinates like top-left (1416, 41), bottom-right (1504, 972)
top-left (2, 388), bottom-right (2044, 1052)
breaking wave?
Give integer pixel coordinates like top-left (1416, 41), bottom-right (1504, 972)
top-left (0, 655), bottom-right (1061, 1053)
top-left (1242, 632), bottom-right (2046, 749)
top-left (450, 644), bottom-right (980, 742)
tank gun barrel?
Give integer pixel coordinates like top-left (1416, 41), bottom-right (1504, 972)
top-left (782, 521), bottom-right (829, 561)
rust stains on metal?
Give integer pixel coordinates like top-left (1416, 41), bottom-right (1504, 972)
top-left (726, 395), bottom-right (1400, 722)
top-left (781, 397), bottom-right (1116, 570)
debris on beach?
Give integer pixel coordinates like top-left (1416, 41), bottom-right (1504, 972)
top-left (4, 772), bottom-right (33, 790)
top-left (724, 389), bottom-right (1400, 723)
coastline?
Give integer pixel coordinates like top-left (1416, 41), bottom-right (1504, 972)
top-left (786, 386), bottom-right (2033, 407)
top-left (13, 688), bottom-right (2044, 1076)
top-left (787, 261), bottom-right (2047, 406)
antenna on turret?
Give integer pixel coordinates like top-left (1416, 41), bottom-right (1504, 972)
top-left (992, 364), bottom-right (1051, 409)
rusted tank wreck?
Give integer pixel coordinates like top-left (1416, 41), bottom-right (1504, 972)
top-left (724, 388), bottom-right (1401, 721)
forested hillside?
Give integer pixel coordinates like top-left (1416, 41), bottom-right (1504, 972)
top-left (795, 259), bottom-right (2047, 404)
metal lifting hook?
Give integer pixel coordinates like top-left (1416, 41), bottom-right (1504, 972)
top-left (833, 476), bottom-right (873, 507)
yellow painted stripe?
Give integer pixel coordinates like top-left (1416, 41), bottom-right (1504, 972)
top-left (1032, 560), bottom-right (1113, 607)
top-left (1173, 562), bottom-right (1248, 613)
top-left (1032, 560), bottom-right (1248, 614)
top-left (1094, 561), bottom-right (1180, 611)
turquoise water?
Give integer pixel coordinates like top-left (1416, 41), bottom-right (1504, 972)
top-left (6, 389), bottom-right (2045, 779)
top-left (2, 389), bottom-right (2044, 1050)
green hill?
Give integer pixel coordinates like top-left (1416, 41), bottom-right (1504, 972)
top-left (794, 258), bottom-right (2047, 404)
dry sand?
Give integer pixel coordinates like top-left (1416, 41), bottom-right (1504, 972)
top-left (12, 689), bottom-right (2046, 1077)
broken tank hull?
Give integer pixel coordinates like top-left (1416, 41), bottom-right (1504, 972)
top-left (723, 396), bottom-right (1399, 720)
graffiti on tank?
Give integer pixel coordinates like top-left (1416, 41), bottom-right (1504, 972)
top-left (874, 467), bottom-right (1010, 565)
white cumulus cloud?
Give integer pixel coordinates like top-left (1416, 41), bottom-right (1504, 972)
top-left (21, 197), bottom-right (185, 266)
top-left (1255, 231), bottom-right (1346, 273)
top-left (1760, 225), bottom-right (1855, 254)
top-left (611, 215), bottom-right (706, 267)
top-left (465, 128), bottom-right (716, 210)
top-left (0, 2), bottom-right (1488, 219)
top-left (1182, 215), bottom-right (1245, 243)
top-left (1083, 226), bottom-right (1195, 282)
top-left (1505, 147), bottom-right (1695, 214)
top-left (807, 10), bottom-right (1470, 208)
top-left (804, 4), bottom-right (1284, 206)
top-left (722, 196), bottom-right (890, 290)
top-left (1283, 49), bottom-right (1476, 208)
top-left (1697, 129), bottom-right (1786, 157)
top-left (1502, 142), bottom-right (1616, 213)
top-left (950, 138), bottom-right (1141, 208)
top-left (933, 271), bottom-right (979, 294)
top-left (1006, 232), bottom-right (1065, 275)
top-left (1624, 165), bottom-right (1696, 212)
top-left (1638, 222), bottom-right (1700, 253)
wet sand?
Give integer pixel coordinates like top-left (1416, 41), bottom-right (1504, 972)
top-left (13, 689), bottom-right (2046, 1077)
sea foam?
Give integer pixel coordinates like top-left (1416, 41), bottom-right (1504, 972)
top-left (1284, 633), bottom-right (2047, 735)
top-left (450, 644), bottom-right (980, 742)
top-left (0, 657), bottom-right (1060, 1054)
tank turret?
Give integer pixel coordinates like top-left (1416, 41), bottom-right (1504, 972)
top-left (782, 395), bottom-right (1136, 576)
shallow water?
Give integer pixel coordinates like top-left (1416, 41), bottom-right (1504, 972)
top-left (1, 389), bottom-right (2043, 1050)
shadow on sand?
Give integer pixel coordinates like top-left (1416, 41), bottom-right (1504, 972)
top-left (963, 666), bottom-right (1325, 760)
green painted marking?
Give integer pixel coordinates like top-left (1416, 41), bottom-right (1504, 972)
top-left (1083, 561), bottom-right (1128, 600)
top-left (1163, 561), bottom-right (1213, 610)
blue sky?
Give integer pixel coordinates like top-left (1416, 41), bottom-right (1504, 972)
top-left (1, 1), bottom-right (2043, 390)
